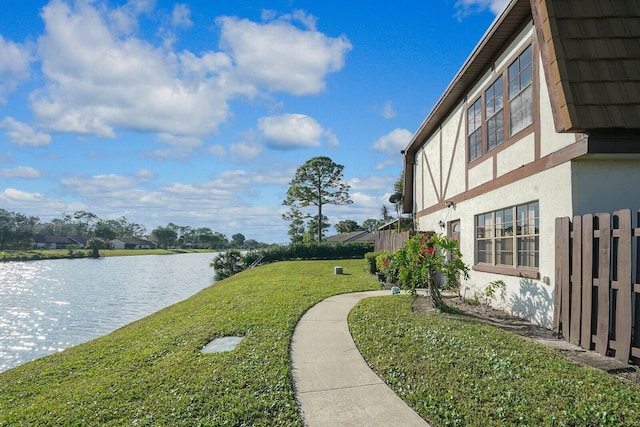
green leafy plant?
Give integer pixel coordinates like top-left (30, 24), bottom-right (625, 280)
top-left (394, 232), bottom-right (469, 309)
top-left (483, 279), bottom-right (505, 306)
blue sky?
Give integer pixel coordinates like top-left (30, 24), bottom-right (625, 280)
top-left (0, 0), bottom-right (508, 244)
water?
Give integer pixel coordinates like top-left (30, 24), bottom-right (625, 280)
top-left (0, 252), bottom-right (217, 372)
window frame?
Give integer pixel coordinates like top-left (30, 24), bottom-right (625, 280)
top-left (465, 43), bottom-right (533, 164)
top-left (473, 200), bottom-right (539, 278)
top-left (508, 45), bottom-right (533, 137)
top-left (467, 98), bottom-right (483, 162)
top-left (485, 75), bottom-right (504, 151)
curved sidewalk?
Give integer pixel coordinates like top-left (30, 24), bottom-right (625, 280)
top-left (291, 291), bottom-right (429, 426)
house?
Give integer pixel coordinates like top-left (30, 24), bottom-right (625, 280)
top-left (402, 0), bottom-right (640, 329)
top-left (111, 238), bottom-right (157, 250)
top-left (325, 231), bottom-right (376, 244)
top-left (33, 234), bottom-right (74, 249)
top-left (68, 235), bottom-right (91, 249)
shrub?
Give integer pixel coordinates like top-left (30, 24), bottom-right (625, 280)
top-left (364, 252), bottom-right (378, 274)
top-left (393, 232), bottom-right (469, 308)
top-left (211, 242), bottom-right (374, 279)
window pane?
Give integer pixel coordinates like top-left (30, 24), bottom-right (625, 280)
top-left (517, 236), bottom-right (539, 267)
top-left (509, 85), bottom-right (532, 135)
top-left (496, 237), bottom-right (513, 266)
top-left (477, 239), bottom-right (493, 264)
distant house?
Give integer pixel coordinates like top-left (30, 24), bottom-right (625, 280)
top-left (111, 238), bottom-right (157, 250)
top-left (33, 234), bottom-right (74, 249)
top-left (68, 235), bottom-right (91, 249)
top-left (325, 231), bottom-right (375, 244)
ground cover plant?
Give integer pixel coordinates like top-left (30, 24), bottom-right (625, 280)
top-left (0, 259), bottom-right (378, 426)
top-left (349, 295), bottom-right (640, 426)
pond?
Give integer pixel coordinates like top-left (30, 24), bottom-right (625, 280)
top-left (0, 252), bottom-right (218, 372)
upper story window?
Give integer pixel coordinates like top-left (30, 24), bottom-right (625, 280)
top-left (467, 98), bottom-right (482, 161)
top-left (466, 44), bottom-right (533, 163)
top-left (485, 76), bottom-right (504, 151)
top-left (508, 45), bottom-right (533, 136)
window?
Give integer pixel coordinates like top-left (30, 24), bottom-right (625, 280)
top-left (466, 44), bottom-right (533, 163)
top-left (475, 201), bottom-right (539, 269)
top-left (467, 98), bottom-right (482, 161)
top-left (508, 45), bottom-right (533, 136)
top-left (485, 76), bottom-right (504, 151)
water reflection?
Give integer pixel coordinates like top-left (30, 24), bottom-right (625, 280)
top-left (0, 252), bottom-right (216, 372)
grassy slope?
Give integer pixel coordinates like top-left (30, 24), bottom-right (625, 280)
top-left (0, 259), bottom-right (378, 426)
top-left (350, 295), bottom-right (640, 427)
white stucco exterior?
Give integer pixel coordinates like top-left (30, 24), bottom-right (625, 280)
top-left (405, 15), bottom-right (640, 329)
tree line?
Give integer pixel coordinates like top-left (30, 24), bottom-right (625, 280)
top-left (0, 208), bottom-right (268, 251)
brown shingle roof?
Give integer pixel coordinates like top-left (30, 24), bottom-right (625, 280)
top-left (533, 0), bottom-right (640, 131)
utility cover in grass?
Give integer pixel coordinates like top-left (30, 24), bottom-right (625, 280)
top-left (202, 336), bottom-right (244, 353)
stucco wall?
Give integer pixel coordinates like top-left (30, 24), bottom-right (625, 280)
top-left (572, 157), bottom-right (640, 215)
top-left (416, 162), bottom-right (573, 329)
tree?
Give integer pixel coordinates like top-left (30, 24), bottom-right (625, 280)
top-left (380, 205), bottom-right (393, 223)
top-left (231, 233), bottom-right (246, 248)
top-left (151, 226), bottom-right (177, 249)
top-left (362, 218), bottom-right (384, 232)
top-left (335, 220), bottom-right (360, 233)
top-left (306, 214), bottom-right (330, 242)
top-left (0, 209), bottom-right (39, 250)
top-left (283, 156), bottom-right (352, 242)
top-left (85, 238), bottom-right (106, 258)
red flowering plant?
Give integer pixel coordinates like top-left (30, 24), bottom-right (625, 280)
top-left (396, 231), bottom-right (469, 309)
top-left (375, 250), bottom-right (399, 284)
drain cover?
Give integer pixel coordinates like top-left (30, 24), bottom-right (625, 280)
top-left (201, 336), bottom-right (244, 353)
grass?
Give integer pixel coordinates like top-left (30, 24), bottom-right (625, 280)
top-left (0, 248), bottom-right (214, 261)
top-left (0, 259), bottom-right (379, 426)
top-left (349, 295), bottom-right (640, 426)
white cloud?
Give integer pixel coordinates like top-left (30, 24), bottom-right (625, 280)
top-left (0, 188), bottom-right (45, 203)
top-left (371, 128), bottom-right (412, 154)
top-left (208, 144), bottom-right (226, 157)
top-left (0, 166), bottom-right (41, 178)
top-left (172, 4), bottom-right (193, 28)
top-left (258, 113), bottom-right (323, 149)
top-left (28, 2), bottom-right (351, 148)
top-left (33, 0), bottom-right (236, 138)
top-left (0, 117), bottom-right (51, 147)
top-left (61, 174), bottom-right (136, 195)
top-left (455, 0), bottom-right (510, 19)
top-left (379, 100), bottom-right (396, 119)
top-left (229, 142), bottom-right (262, 163)
top-left (218, 13), bottom-right (352, 95)
top-left (0, 35), bottom-right (30, 103)
top-left (135, 169), bottom-right (155, 180)
top-left (348, 175), bottom-right (397, 191)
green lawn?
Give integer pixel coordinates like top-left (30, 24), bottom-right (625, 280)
top-left (349, 295), bottom-right (640, 427)
top-left (0, 259), bottom-right (379, 426)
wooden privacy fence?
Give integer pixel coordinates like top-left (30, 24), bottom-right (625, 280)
top-left (373, 230), bottom-right (414, 253)
top-left (555, 209), bottom-right (640, 364)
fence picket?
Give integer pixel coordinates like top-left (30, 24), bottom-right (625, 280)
top-left (581, 214), bottom-right (594, 350)
top-left (570, 215), bottom-right (582, 345)
top-left (612, 209), bottom-right (632, 362)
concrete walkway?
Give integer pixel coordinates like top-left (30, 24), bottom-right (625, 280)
top-left (291, 291), bottom-right (429, 426)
